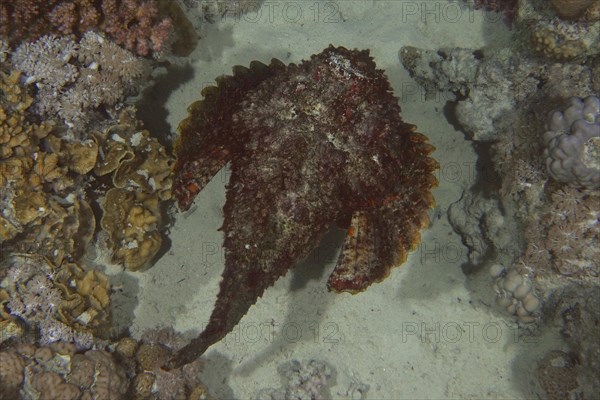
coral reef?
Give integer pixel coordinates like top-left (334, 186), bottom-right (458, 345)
top-left (100, 188), bottom-right (163, 271)
top-left (1, 63), bottom-right (171, 271)
top-left (543, 95), bottom-right (600, 189)
top-left (490, 263), bottom-right (541, 324)
top-left (121, 328), bottom-right (209, 400)
top-left (0, 0), bottom-right (176, 56)
top-left (448, 191), bottom-right (517, 267)
top-left (535, 284), bottom-right (600, 399)
top-left (94, 110), bottom-right (173, 201)
top-left (256, 359), bottom-right (334, 400)
top-left (530, 18), bottom-right (598, 61)
top-left (0, 70), bottom-right (97, 263)
top-left (400, 46), bottom-right (541, 141)
top-left (0, 341), bottom-right (128, 400)
top-left (401, 0), bottom-right (599, 395)
top-left (521, 186), bottom-right (599, 277)
top-left (536, 350), bottom-right (580, 400)
top-left (0, 328), bottom-right (212, 400)
top-left (516, 0), bottom-right (600, 61)
top-left (94, 108), bottom-right (173, 271)
top-left (168, 45), bottom-right (438, 368)
top-left (11, 32), bottom-right (148, 128)
top-left (0, 254), bottom-right (111, 347)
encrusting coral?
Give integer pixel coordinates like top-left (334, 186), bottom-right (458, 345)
top-left (518, 0), bottom-right (600, 61)
top-left (530, 19), bottom-right (597, 61)
top-left (11, 32), bottom-right (148, 128)
top-left (0, 0), bottom-right (176, 57)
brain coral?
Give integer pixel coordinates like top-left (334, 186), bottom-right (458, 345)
top-left (543, 95), bottom-right (600, 189)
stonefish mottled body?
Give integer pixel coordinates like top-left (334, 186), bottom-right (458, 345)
top-left (167, 45), bottom-right (438, 368)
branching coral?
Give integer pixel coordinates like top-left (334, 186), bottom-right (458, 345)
top-left (0, 0), bottom-right (175, 56)
top-left (100, 0), bottom-right (173, 56)
top-left (11, 32), bottom-right (148, 128)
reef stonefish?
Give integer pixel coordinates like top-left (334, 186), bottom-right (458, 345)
top-left (167, 45), bottom-right (438, 369)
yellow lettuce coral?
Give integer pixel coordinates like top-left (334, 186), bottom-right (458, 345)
top-left (100, 188), bottom-right (162, 271)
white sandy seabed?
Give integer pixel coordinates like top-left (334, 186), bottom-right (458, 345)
top-left (109, 1), bottom-right (563, 399)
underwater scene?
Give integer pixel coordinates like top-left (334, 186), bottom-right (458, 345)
top-left (0, 0), bottom-right (598, 399)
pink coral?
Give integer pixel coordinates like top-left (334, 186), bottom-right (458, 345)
top-left (0, 0), bottom-right (172, 56)
top-left (100, 0), bottom-right (172, 56)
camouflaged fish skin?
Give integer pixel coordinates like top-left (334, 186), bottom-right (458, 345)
top-left (168, 45), bottom-right (438, 369)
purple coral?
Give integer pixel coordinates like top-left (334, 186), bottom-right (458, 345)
top-left (543, 96), bottom-right (600, 189)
